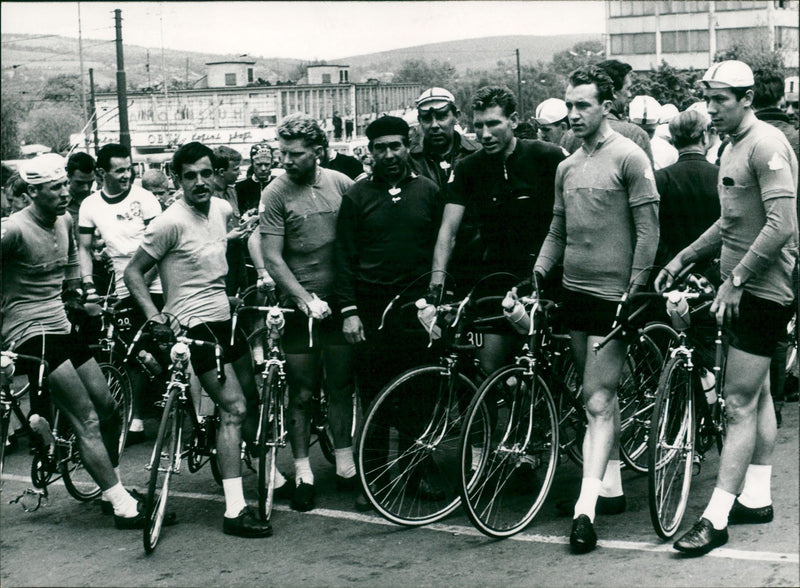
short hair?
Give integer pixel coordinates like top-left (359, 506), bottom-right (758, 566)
top-left (213, 145), bottom-right (242, 172)
top-left (669, 110), bottom-right (707, 149)
top-left (568, 66), bottom-right (615, 104)
top-left (66, 152), bottom-right (95, 177)
top-left (171, 142), bottom-right (214, 177)
top-left (277, 113), bottom-right (326, 148)
top-left (514, 122), bottom-right (538, 140)
top-left (472, 86), bottom-right (517, 118)
top-left (752, 70), bottom-right (784, 109)
top-left (9, 173), bottom-right (28, 199)
top-left (96, 143), bottom-right (131, 172)
top-left (597, 59), bottom-right (633, 92)
top-left (141, 169), bottom-right (169, 190)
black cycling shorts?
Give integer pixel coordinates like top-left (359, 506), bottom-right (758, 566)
top-left (281, 310), bottom-right (346, 355)
top-left (561, 289), bottom-right (622, 338)
top-left (15, 333), bottom-right (94, 375)
top-left (185, 320), bottom-right (249, 375)
top-left (728, 291), bottom-right (794, 358)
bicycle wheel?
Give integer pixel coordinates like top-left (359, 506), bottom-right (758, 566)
top-left (55, 409), bottom-right (102, 501)
top-left (258, 364), bottom-right (280, 522)
top-left (0, 405), bottom-right (10, 488)
top-left (459, 366), bottom-right (559, 538)
top-left (99, 361), bottom-right (132, 457)
top-left (357, 365), bottom-right (477, 526)
top-left (648, 354), bottom-right (695, 539)
top-left (555, 354), bottom-right (585, 466)
top-left (311, 388), bottom-right (336, 465)
top-left (144, 386), bottom-right (183, 554)
top-left (619, 328), bottom-right (672, 473)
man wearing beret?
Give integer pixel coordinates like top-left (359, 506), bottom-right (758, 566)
top-left (235, 142), bottom-right (274, 215)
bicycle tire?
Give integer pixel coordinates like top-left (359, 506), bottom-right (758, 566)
top-left (0, 407), bottom-right (10, 488)
top-left (208, 410), bottom-right (223, 486)
top-left (648, 354), bottom-right (695, 539)
top-left (144, 385), bottom-right (182, 554)
top-left (619, 327), bottom-right (674, 473)
top-left (312, 387), bottom-right (336, 465)
top-left (459, 365), bottom-right (559, 538)
top-left (556, 354), bottom-right (585, 466)
top-left (258, 364), bottom-right (280, 522)
top-left (357, 365), bottom-right (478, 526)
top-left (55, 409), bottom-right (102, 501)
top-left (99, 361), bottom-right (132, 457)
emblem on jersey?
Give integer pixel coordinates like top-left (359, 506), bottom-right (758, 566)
top-left (768, 152), bottom-right (785, 171)
top-left (439, 161), bottom-right (451, 171)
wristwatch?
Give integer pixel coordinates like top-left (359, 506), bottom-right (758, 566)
top-left (731, 274), bottom-right (744, 288)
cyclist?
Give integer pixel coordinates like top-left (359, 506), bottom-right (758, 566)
top-left (257, 114), bottom-right (358, 512)
top-left (78, 143), bottom-right (164, 447)
top-left (124, 142), bottom-right (271, 538)
top-left (2, 153), bottom-right (150, 529)
top-left (534, 66), bottom-right (660, 554)
top-left (429, 86), bottom-right (566, 374)
top-left (657, 60), bottom-right (798, 556)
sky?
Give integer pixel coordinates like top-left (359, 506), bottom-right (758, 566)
top-left (0, 1), bottom-right (605, 60)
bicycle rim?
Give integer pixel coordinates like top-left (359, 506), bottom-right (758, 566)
top-left (619, 331), bottom-right (666, 473)
top-left (99, 362), bottom-right (132, 458)
top-left (556, 355), bottom-right (585, 466)
top-left (648, 355), bottom-right (695, 540)
top-left (56, 410), bottom-right (101, 501)
top-left (460, 366), bottom-right (559, 538)
top-left (0, 408), bottom-right (10, 488)
top-left (258, 365), bottom-right (279, 522)
top-left (357, 365), bottom-right (477, 526)
top-left (144, 387), bottom-right (182, 554)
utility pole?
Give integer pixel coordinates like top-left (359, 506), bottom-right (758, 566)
top-left (516, 48), bottom-right (524, 120)
top-left (146, 49), bottom-right (151, 89)
top-left (114, 9), bottom-right (130, 149)
top-left (185, 57), bottom-right (189, 89)
top-left (78, 2), bottom-right (89, 151)
top-left (89, 67), bottom-right (99, 153)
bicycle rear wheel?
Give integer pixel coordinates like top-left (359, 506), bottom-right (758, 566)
top-left (648, 354), bottom-right (695, 539)
top-left (619, 327), bottom-right (673, 473)
top-left (459, 366), bottom-right (559, 538)
top-left (555, 354), bottom-right (585, 466)
top-left (357, 365), bottom-right (477, 526)
top-left (99, 361), bottom-right (132, 457)
top-left (258, 364), bottom-right (280, 522)
top-left (144, 386), bottom-right (182, 554)
top-left (55, 409), bottom-right (101, 501)
top-left (0, 405), bottom-right (10, 488)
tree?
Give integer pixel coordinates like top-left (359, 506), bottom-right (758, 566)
top-left (629, 62), bottom-right (702, 111)
top-left (1, 89), bottom-right (23, 160)
top-left (42, 73), bottom-right (83, 103)
top-left (550, 40), bottom-right (605, 76)
top-left (21, 103), bottom-right (83, 153)
top-left (394, 59), bottom-right (457, 88)
top-left (715, 43), bottom-right (790, 75)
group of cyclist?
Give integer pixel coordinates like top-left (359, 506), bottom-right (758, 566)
top-left (2, 58), bottom-right (796, 556)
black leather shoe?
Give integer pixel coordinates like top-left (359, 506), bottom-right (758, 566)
top-left (570, 514), bottom-right (597, 554)
top-left (728, 499), bottom-right (773, 525)
top-left (274, 475), bottom-right (295, 501)
top-left (223, 506), bottom-right (272, 538)
top-left (114, 497), bottom-right (177, 530)
top-left (335, 474), bottom-right (360, 492)
top-left (125, 430), bottom-right (146, 447)
top-left (101, 488), bottom-right (145, 515)
top-left (673, 518), bottom-right (728, 555)
top-left (354, 490), bottom-right (372, 512)
top-left (291, 481), bottom-right (315, 512)
top-left (597, 495), bottom-right (626, 515)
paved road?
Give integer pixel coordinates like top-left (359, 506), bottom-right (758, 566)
top-left (2, 404), bottom-right (798, 587)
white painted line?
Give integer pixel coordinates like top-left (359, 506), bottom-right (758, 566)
top-left (4, 474), bottom-right (798, 564)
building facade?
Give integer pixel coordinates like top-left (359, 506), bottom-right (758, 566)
top-left (606, 0), bottom-right (799, 71)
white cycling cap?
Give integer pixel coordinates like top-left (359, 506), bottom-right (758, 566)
top-left (629, 95), bottom-right (661, 125)
top-left (535, 98), bottom-right (568, 125)
top-left (699, 60), bottom-right (754, 89)
top-left (19, 153), bottom-right (67, 185)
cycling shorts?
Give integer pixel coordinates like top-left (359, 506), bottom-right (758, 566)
top-left (15, 333), bottom-right (94, 375)
top-left (185, 320), bottom-right (249, 375)
top-left (728, 291), bottom-right (794, 358)
top-left (561, 289), bottom-right (622, 338)
top-left (281, 310), bottom-right (346, 355)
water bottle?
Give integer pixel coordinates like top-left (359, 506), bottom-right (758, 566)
top-left (170, 342), bottom-right (191, 366)
top-left (665, 291), bottom-right (691, 331)
top-left (700, 368), bottom-right (717, 404)
top-left (415, 298), bottom-right (442, 340)
top-left (137, 350), bottom-right (163, 378)
top-left (29, 414), bottom-right (55, 449)
top-left (502, 291), bottom-right (531, 335)
top-left (0, 355), bottom-right (15, 379)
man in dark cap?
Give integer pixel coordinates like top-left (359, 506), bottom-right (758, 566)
top-left (235, 142), bottom-right (273, 215)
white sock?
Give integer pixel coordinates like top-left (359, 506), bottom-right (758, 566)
top-left (274, 469), bottom-right (287, 489)
top-left (738, 464), bottom-right (772, 508)
top-left (294, 457), bottom-right (314, 486)
top-left (702, 487), bottom-right (736, 530)
top-left (574, 477), bottom-right (602, 522)
top-left (222, 477), bottom-right (248, 518)
top-left (102, 482), bottom-right (139, 517)
top-left (129, 418), bottom-right (144, 433)
top-left (599, 459), bottom-right (623, 498)
top-left (114, 467), bottom-right (122, 484)
top-left (335, 447), bottom-right (356, 478)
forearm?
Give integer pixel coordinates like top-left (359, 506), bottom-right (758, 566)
top-left (533, 212), bottom-right (566, 277)
top-left (263, 252), bottom-right (314, 306)
top-left (629, 202), bottom-right (659, 287)
top-left (431, 230), bottom-right (455, 285)
top-left (685, 220), bottom-right (722, 265)
top-left (77, 242), bottom-right (95, 283)
top-left (733, 196), bottom-right (797, 283)
top-left (123, 264), bottom-right (159, 319)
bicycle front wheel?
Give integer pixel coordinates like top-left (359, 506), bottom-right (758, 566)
top-left (55, 410), bottom-right (101, 501)
top-left (258, 364), bottom-right (280, 522)
top-left (0, 405), bottom-right (11, 488)
top-left (357, 365), bottom-right (477, 526)
top-left (459, 366), bottom-right (559, 538)
top-left (99, 361), bottom-right (133, 457)
top-left (648, 354), bottom-right (695, 539)
top-left (144, 386), bottom-right (183, 554)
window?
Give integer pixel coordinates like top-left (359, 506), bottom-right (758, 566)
top-left (247, 68), bottom-right (254, 83)
top-left (609, 1), bottom-right (656, 17)
top-left (776, 26), bottom-right (799, 51)
top-left (322, 73), bottom-right (332, 84)
top-left (716, 27), bottom-right (769, 51)
top-left (715, 1), bottom-right (760, 10)
top-left (661, 29), bottom-right (710, 52)
top-left (225, 73), bottom-right (236, 86)
top-left (339, 69), bottom-right (349, 83)
top-left (610, 32), bottom-right (657, 54)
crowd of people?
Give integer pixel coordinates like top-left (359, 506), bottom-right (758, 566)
top-left (2, 58), bottom-right (797, 556)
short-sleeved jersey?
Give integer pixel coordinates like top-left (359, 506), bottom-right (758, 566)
top-left (556, 130), bottom-right (660, 300)
top-left (718, 116), bottom-right (798, 305)
top-left (1, 208), bottom-right (77, 345)
top-left (446, 139), bottom-right (566, 277)
top-left (140, 197), bottom-right (232, 327)
top-left (259, 168), bottom-right (353, 301)
top-left (79, 185), bottom-right (163, 298)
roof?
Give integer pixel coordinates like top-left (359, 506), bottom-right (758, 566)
top-left (205, 60), bottom-right (256, 66)
top-left (307, 64), bottom-right (349, 68)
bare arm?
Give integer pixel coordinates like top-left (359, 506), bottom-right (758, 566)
top-left (123, 247), bottom-right (161, 320)
top-left (78, 231), bottom-right (95, 283)
top-left (246, 230), bottom-right (275, 287)
top-left (430, 203), bottom-right (465, 287)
